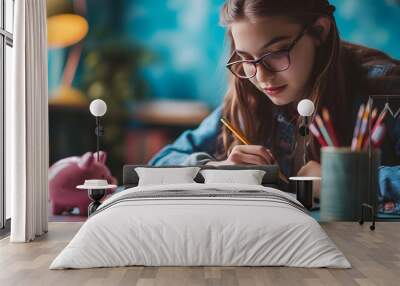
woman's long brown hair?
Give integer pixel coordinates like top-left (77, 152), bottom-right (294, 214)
top-left (215, 0), bottom-right (398, 165)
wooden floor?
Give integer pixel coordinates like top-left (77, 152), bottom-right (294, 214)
top-left (0, 222), bottom-right (399, 286)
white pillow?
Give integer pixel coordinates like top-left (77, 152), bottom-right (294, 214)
top-left (135, 167), bottom-right (201, 186)
top-left (200, 169), bottom-right (266, 185)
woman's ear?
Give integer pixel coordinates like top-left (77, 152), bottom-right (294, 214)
top-left (311, 16), bottom-right (331, 46)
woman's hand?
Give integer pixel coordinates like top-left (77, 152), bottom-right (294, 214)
top-left (207, 145), bottom-right (276, 166)
top-left (296, 160), bottom-right (321, 177)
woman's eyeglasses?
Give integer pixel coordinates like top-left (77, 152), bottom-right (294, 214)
top-left (226, 26), bottom-right (308, 79)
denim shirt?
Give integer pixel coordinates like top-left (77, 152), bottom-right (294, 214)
top-left (148, 63), bottom-right (400, 174)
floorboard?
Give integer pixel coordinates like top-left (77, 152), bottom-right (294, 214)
top-left (0, 222), bottom-right (399, 286)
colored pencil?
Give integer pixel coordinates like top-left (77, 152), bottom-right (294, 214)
top-left (315, 114), bottom-right (334, 146)
top-left (322, 108), bottom-right (339, 146)
top-left (362, 108), bottom-right (378, 150)
top-left (357, 99), bottom-right (372, 150)
top-left (365, 108), bottom-right (388, 149)
top-left (309, 123), bottom-right (328, 147)
top-left (371, 124), bottom-right (386, 148)
top-left (220, 118), bottom-right (289, 184)
top-left (351, 104), bottom-right (365, 151)
top-left (371, 108), bottom-right (388, 135)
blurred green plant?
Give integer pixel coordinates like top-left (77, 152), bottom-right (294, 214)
top-left (80, 41), bottom-right (156, 181)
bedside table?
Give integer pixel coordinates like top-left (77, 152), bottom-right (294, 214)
top-left (77, 180), bottom-right (117, 215)
top-left (289, 176), bottom-right (321, 210)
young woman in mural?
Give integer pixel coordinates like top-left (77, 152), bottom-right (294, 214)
top-left (149, 0), bottom-right (400, 195)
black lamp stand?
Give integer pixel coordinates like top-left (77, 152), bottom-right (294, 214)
top-left (299, 116), bottom-right (310, 165)
top-left (87, 116), bottom-right (106, 216)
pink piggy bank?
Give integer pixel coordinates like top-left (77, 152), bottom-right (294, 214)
top-left (49, 151), bottom-right (117, 216)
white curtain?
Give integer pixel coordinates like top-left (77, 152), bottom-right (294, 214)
top-left (6, 0), bottom-right (49, 242)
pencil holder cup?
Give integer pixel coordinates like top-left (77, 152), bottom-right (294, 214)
top-left (320, 147), bottom-right (380, 221)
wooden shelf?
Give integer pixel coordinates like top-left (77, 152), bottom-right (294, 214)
top-left (131, 100), bottom-right (210, 126)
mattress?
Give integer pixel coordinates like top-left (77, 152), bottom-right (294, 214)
top-left (50, 183), bottom-right (351, 269)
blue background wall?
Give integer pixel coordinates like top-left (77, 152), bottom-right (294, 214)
top-left (48, 0), bottom-right (400, 109)
top-left (120, 0), bottom-right (228, 108)
top-left (331, 0), bottom-right (400, 58)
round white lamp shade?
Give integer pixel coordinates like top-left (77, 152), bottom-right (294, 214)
top-left (297, 99), bottom-right (315, 117)
top-left (90, 99), bottom-right (107, 117)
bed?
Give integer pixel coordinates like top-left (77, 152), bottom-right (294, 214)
top-left (49, 165), bottom-right (351, 269)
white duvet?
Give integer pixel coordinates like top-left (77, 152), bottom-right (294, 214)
top-left (50, 183), bottom-right (351, 269)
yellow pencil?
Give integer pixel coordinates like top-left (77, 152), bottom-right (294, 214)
top-left (220, 118), bottom-right (251, 145)
top-left (220, 118), bottom-right (289, 184)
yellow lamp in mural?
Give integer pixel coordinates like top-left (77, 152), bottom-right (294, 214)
top-left (47, 14), bottom-right (88, 49)
top-left (47, 0), bottom-right (89, 107)
top-left (47, 0), bottom-right (89, 48)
